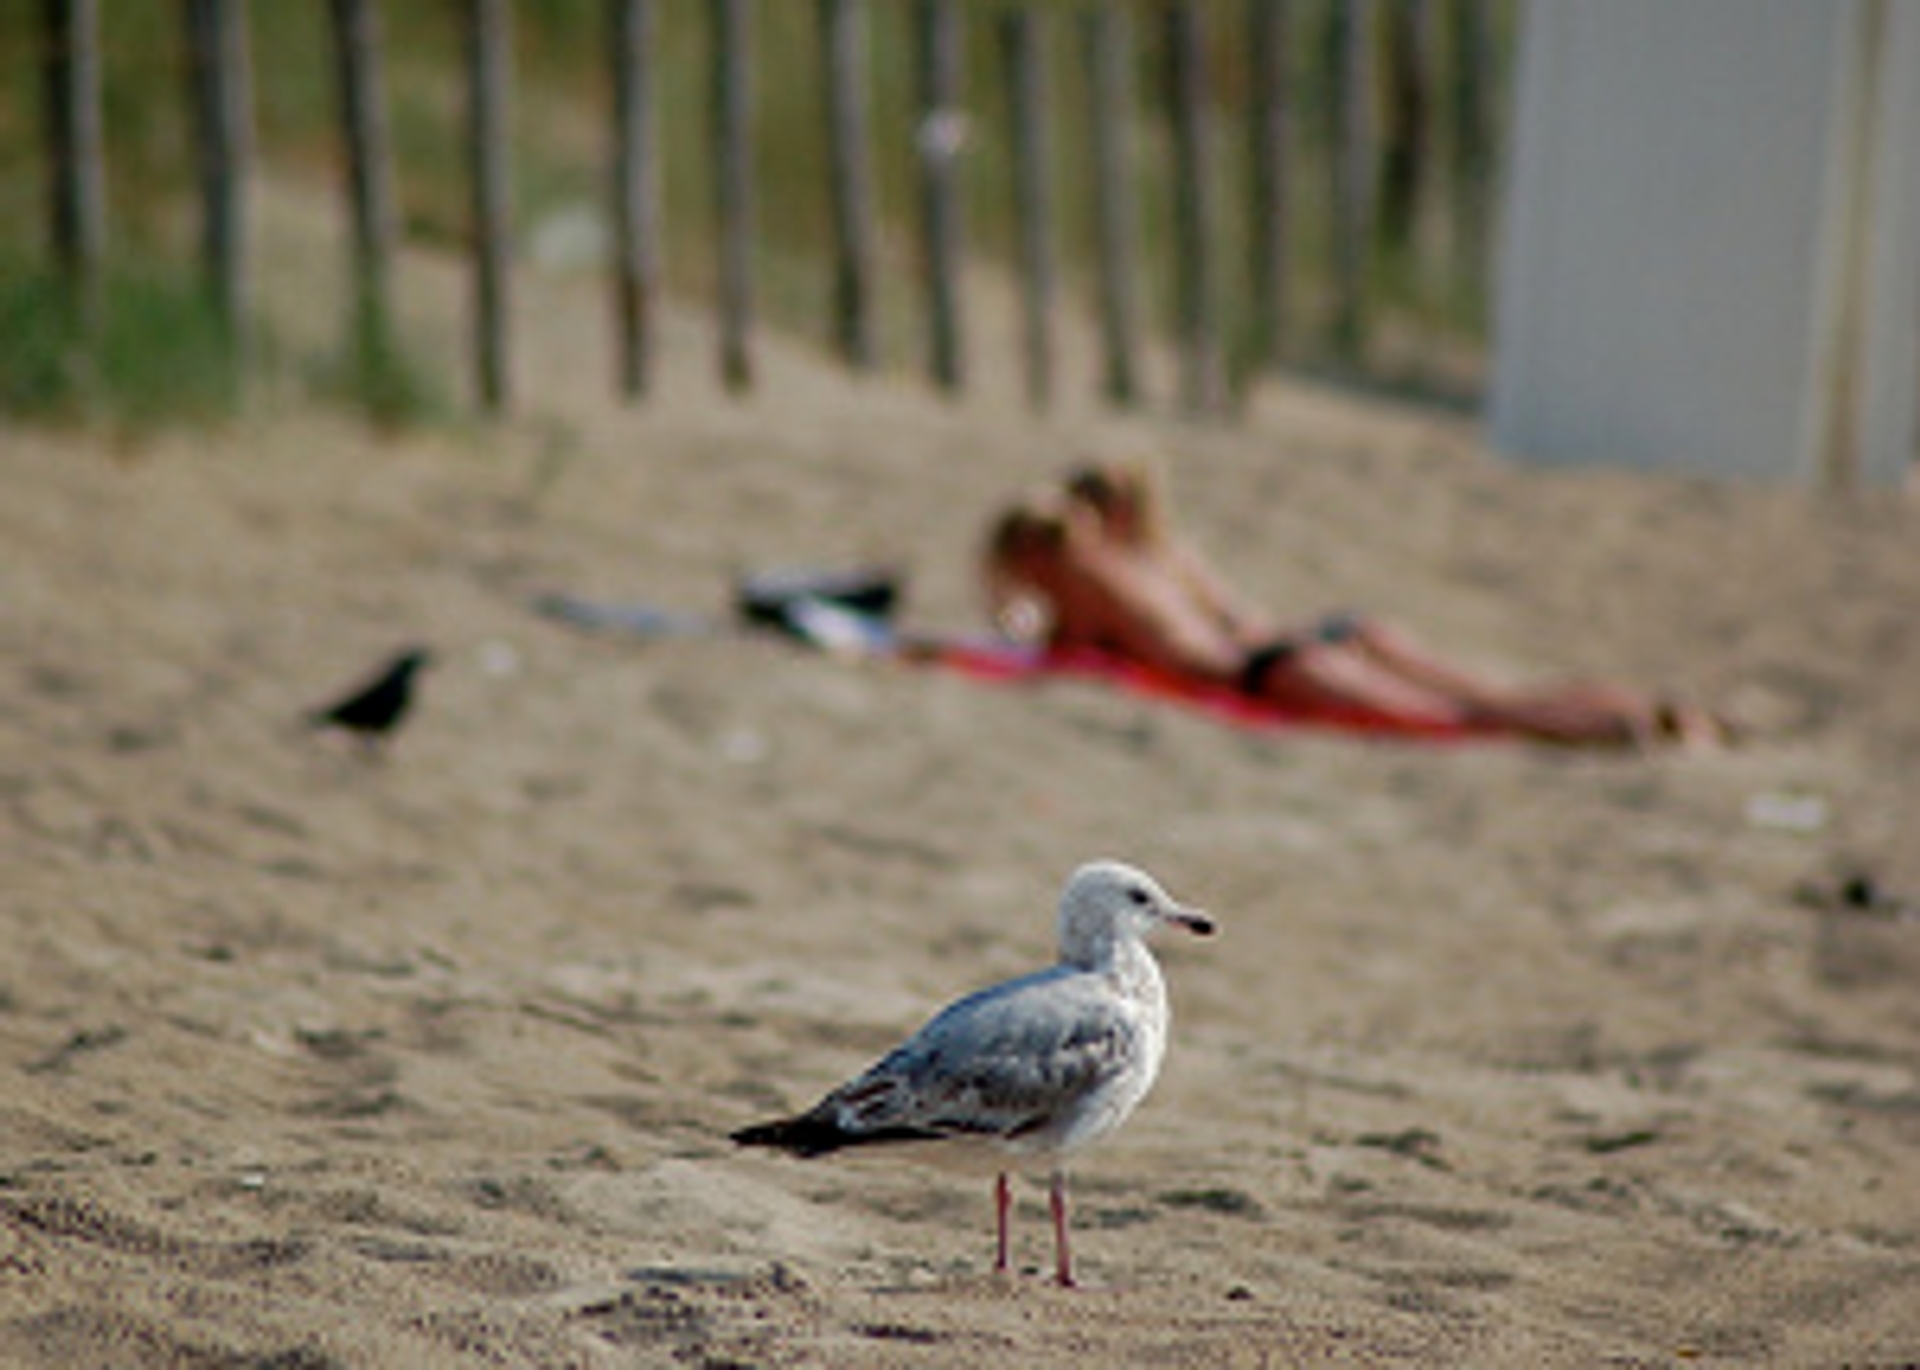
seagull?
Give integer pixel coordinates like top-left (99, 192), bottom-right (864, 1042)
top-left (307, 646), bottom-right (432, 752)
top-left (730, 860), bottom-right (1216, 1287)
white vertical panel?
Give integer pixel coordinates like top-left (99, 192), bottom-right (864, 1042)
top-left (1859, 0), bottom-right (1920, 488)
top-left (1491, 1), bottom-right (1873, 483)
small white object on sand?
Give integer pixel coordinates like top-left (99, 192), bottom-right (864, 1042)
top-left (731, 860), bottom-right (1216, 1286)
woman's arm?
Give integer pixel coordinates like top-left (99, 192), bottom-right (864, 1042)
top-left (1166, 539), bottom-right (1277, 644)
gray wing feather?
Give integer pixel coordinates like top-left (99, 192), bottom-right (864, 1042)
top-left (824, 968), bottom-right (1141, 1141)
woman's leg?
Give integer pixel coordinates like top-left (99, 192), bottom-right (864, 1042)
top-left (1338, 619), bottom-right (1718, 746)
top-left (1255, 638), bottom-right (1724, 746)
top-left (1458, 692), bottom-right (1646, 746)
top-left (1248, 641), bottom-right (1474, 728)
top-left (1341, 618), bottom-right (1546, 706)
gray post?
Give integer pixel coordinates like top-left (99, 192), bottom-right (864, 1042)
top-left (1165, 0), bottom-right (1224, 414)
top-left (914, 0), bottom-right (965, 393)
top-left (327, 0), bottom-right (398, 352)
top-left (820, 0), bottom-right (877, 371)
top-left (1000, 9), bottom-right (1054, 409)
top-left (185, 0), bottom-right (252, 360)
top-left (43, 0), bottom-right (105, 332)
top-left (1332, 0), bottom-right (1376, 362)
top-left (1246, 0), bottom-right (1291, 374)
top-left (1082, 6), bottom-right (1139, 407)
top-left (611, 0), bottom-right (662, 398)
top-left (712, 0), bottom-right (755, 393)
top-left (1449, 0), bottom-right (1496, 313)
top-left (465, 0), bottom-right (513, 412)
top-left (1380, 0), bottom-right (1435, 259)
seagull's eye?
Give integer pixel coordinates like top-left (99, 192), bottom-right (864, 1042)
top-left (1127, 886), bottom-right (1150, 907)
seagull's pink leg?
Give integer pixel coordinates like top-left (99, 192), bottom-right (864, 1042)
top-left (993, 1172), bottom-right (1012, 1273)
top-left (1049, 1170), bottom-right (1076, 1288)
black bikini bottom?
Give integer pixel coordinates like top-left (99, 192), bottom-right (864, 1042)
top-left (1237, 612), bottom-right (1363, 695)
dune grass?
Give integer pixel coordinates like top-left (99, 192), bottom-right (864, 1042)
top-left (0, 258), bottom-right (247, 429)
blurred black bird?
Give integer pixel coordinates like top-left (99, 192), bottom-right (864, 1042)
top-left (308, 647), bottom-right (432, 751)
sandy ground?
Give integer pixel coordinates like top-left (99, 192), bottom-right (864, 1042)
top-left (3, 187), bottom-right (1920, 1365)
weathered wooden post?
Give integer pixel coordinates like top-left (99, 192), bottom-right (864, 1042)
top-left (914, 0), bottom-right (965, 394)
top-left (1380, 0), bottom-right (1435, 260)
top-left (819, 0), bottom-right (877, 372)
top-left (465, 0), bottom-right (512, 413)
top-left (1449, 0), bottom-right (1496, 313)
top-left (610, 0), bottom-right (662, 399)
top-left (1164, 0), bottom-right (1224, 414)
top-left (185, 0), bottom-right (252, 362)
top-left (42, 0), bottom-right (105, 333)
top-left (1246, 0), bottom-right (1292, 375)
top-left (327, 0), bottom-right (398, 358)
top-left (1332, 0), bottom-right (1376, 362)
top-left (999, 8), bottom-right (1054, 410)
top-left (1082, 5), bottom-right (1139, 407)
top-left (712, 0), bottom-right (755, 393)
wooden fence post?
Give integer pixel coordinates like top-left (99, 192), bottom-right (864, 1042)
top-left (1449, 0), bottom-right (1496, 314)
top-left (712, 0), bottom-right (755, 393)
top-left (1332, 0), bottom-right (1376, 363)
top-left (465, 0), bottom-right (512, 413)
top-left (610, 0), bottom-right (662, 399)
top-left (819, 0), bottom-right (877, 372)
top-left (1164, 0), bottom-right (1224, 414)
top-left (43, 0), bottom-right (105, 333)
top-left (1380, 0), bottom-right (1435, 261)
top-left (327, 0), bottom-right (398, 355)
top-left (185, 0), bottom-right (252, 362)
top-left (999, 8), bottom-right (1054, 410)
top-left (1082, 6), bottom-right (1139, 407)
top-left (914, 0), bottom-right (965, 394)
top-left (1246, 0), bottom-right (1292, 375)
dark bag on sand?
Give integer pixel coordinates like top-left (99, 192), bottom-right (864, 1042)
top-left (735, 567), bottom-right (901, 634)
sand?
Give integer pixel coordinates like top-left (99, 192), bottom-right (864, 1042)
top-left (3, 188), bottom-right (1919, 1365)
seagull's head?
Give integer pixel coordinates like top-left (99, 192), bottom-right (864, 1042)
top-left (1057, 860), bottom-right (1215, 966)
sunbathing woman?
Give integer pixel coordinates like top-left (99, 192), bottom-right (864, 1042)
top-left (982, 461), bottom-right (1724, 747)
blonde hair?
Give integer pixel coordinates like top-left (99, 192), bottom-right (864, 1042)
top-left (1062, 456), bottom-right (1170, 546)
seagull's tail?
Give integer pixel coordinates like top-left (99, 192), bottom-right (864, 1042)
top-left (731, 1109), bottom-right (941, 1158)
top-left (729, 1112), bottom-right (851, 1158)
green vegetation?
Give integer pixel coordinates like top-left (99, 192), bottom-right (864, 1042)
top-left (0, 1), bottom-right (1510, 430)
top-left (308, 299), bottom-right (451, 433)
top-left (0, 258), bottom-right (245, 429)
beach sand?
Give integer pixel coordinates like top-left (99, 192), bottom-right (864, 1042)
top-left (3, 194), bottom-right (1918, 1365)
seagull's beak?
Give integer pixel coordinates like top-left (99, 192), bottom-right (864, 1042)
top-left (1165, 904), bottom-right (1217, 937)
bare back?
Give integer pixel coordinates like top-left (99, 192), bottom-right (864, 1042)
top-left (1041, 534), bottom-right (1246, 682)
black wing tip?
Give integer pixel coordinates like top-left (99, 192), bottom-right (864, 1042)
top-left (731, 1114), bottom-right (947, 1158)
top-left (730, 1114), bottom-right (846, 1157)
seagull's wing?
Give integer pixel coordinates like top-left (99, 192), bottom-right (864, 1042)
top-left (819, 967), bottom-right (1143, 1146)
